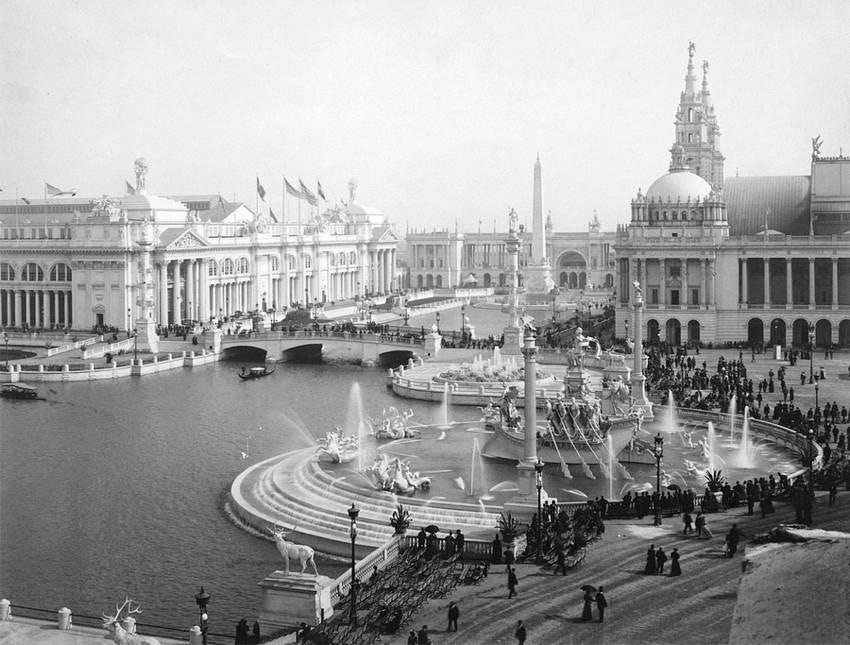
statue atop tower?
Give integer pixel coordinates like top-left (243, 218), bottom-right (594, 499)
top-left (134, 158), bottom-right (148, 194)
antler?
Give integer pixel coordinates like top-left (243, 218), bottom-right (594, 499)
top-left (102, 597), bottom-right (131, 624)
top-left (127, 599), bottom-right (143, 616)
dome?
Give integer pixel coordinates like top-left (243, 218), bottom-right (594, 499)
top-left (645, 171), bottom-right (712, 203)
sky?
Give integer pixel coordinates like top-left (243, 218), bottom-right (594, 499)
top-left (1, 0), bottom-right (849, 233)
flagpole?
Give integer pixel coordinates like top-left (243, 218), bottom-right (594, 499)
top-left (255, 172), bottom-right (259, 216)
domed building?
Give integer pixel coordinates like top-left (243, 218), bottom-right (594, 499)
top-left (616, 43), bottom-right (850, 349)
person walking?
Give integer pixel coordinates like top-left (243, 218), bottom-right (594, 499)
top-left (507, 566), bottom-right (518, 598)
top-left (644, 545), bottom-right (657, 574)
top-left (829, 483), bottom-right (838, 506)
top-left (682, 511), bottom-right (693, 535)
top-left (581, 589), bottom-right (594, 621)
top-left (595, 587), bottom-right (608, 622)
top-left (655, 546), bottom-right (667, 575)
top-left (417, 625), bottom-right (430, 645)
top-left (670, 548), bottom-right (681, 576)
top-left (407, 630), bottom-right (417, 645)
top-left (447, 602), bottom-right (459, 632)
top-left (695, 511), bottom-right (705, 537)
top-left (554, 548), bottom-right (567, 576)
top-left (515, 620), bottom-right (527, 644)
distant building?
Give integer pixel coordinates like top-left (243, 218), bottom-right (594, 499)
top-left (615, 43), bottom-right (850, 347)
top-left (0, 165), bottom-right (399, 330)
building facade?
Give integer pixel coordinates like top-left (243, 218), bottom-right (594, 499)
top-left (0, 163), bottom-right (399, 331)
top-left (615, 44), bottom-right (850, 347)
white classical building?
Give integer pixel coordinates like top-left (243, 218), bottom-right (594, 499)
top-left (615, 44), bottom-right (850, 348)
top-left (0, 162), bottom-right (400, 331)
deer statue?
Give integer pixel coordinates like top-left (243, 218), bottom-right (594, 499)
top-left (270, 525), bottom-right (320, 576)
top-left (101, 597), bottom-right (161, 645)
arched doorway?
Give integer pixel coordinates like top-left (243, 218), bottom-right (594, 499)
top-left (557, 251), bottom-right (587, 285)
top-left (815, 319), bottom-right (831, 347)
top-left (569, 272), bottom-right (578, 288)
top-left (426, 274), bottom-right (434, 288)
top-left (604, 273), bottom-right (614, 288)
top-left (747, 318), bottom-right (764, 347)
top-left (559, 272), bottom-right (568, 287)
top-left (435, 275), bottom-right (443, 288)
top-left (498, 273), bottom-right (506, 287)
top-left (416, 275), bottom-right (424, 289)
top-left (483, 273), bottom-right (491, 288)
top-left (666, 319), bottom-right (682, 346)
top-left (687, 320), bottom-right (700, 344)
top-left (647, 319), bottom-right (660, 344)
top-left (792, 319), bottom-right (809, 347)
top-left (579, 272), bottom-right (587, 289)
top-left (839, 320), bottom-right (850, 347)
top-left (769, 318), bottom-right (786, 346)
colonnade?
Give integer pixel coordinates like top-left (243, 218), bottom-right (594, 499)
top-left (0, 288), bottom-right (72, 328)
top-left (740, 256), bottom-right (847, 307)
top-left (369, 249), bottom-right (396, 294)
top-left (624, 257), bottom-right (716, 307)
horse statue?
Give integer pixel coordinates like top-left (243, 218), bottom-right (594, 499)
top-left (316, 428), bottom-right (359, 463)
top-left (600, 377), bottom-right (632, 415)
top-left (271, 525), bottom-right (319, 575)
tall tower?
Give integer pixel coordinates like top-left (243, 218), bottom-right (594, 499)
top-left (673, 43), bottom-right (724, 188)
top-left (532, 154), bottom-right (546, 262)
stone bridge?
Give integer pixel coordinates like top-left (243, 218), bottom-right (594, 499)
top-left (219, 329), bottom-right (426, 365)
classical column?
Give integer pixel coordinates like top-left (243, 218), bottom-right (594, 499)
top-left (390, 249), bottom-right (397, 291)
top-left (681, 259), bottom-right (689, 307)
top-left (518, 333), bottom-right (539, 494)
top-left (23, 289), bottom-right (31, 326)
top-left (159, 262), bottom-right (168, 326)
top-left (171, 261), bottom-right (180, 325)
top-left (64, 290), bottom-right (71, 327)
top-left (369, 250), bottom-right (377, 293)
top-left (45, 290), bottom-right (52, 327)
top-left (186, 258), bottom-right (195, 321)
top-left (631, 285), bottom-right (651, 415)
top-left (53, 291), bottom-right (59, 326)
top-left (741, 259), bottom-right (748, 305)
top-left (199, 259), bottom-right (208, 320)
top-left (786, 258), bottom-right (793, 306)
top-left (832, 257), bottom-right (839, 307)
top-left (702, 259), bottom-right (709, 306)
top-left (763, 258), bottom-right (771, 307)
top-left (659, 259), bottom-right (666, 306)
top-left (808, 258), bottom-right (815, 306)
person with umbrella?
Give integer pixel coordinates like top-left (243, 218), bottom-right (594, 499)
top-left (581, 586), bottom-right (594, 621)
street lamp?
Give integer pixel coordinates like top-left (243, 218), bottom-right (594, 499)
top-left (461, 303), bottom-right (467, 337)
top-left (814, 381), bottom-right (819, 412)
top-left (624, 319), bottom-right (629, 347)
top-left (653, 433), bottom-right (664, 526)
top-left (194, 587), bottom-right (210, 645)
top-left (133, 330), bottom-right (138, 362)
top-left (534, 459), bottom-right (544, 564)
top-left (127, 307), bottom-right (132, 338)
top-left (808, 322), bottom-right (815, 384)
top-left (435, 311), bottom-right (441, 333)
top-left (347, 503), bottom-right (359, 626)
top-left (403, 307), bottom-right (409, 327)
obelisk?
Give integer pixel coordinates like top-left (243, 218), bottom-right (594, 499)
top-left (523, 155), bottom-right (554, 298)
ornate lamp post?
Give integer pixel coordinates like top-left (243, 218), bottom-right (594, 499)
top-left (194, 587), bottom-right (210, 645)
top-left (403, 307), bottom-right (410, 327)
top-left (653, 433), bottom-right (664, 526)
top-left (461, 303), bottom-right (466, 337)
top-left (347, 503), bottom-right (359, 626)
top-left (807, 428), bottom-right (815, 478)
top-left (435, 311), bottom-right (440, 333)
top-left (624, 319), bottom-right (629, 348)
top-left (133, 330), bottom-right (138, 362)
top-left (808, 322), bottom-right (815, 384)
top-left (127, 307), bottom-right (132, 337)
top-left (814, 380), bottom-right (819, 413)
top-left (534, 459), bottom-right (544, 564)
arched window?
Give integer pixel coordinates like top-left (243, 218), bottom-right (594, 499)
top-left (288, 255), bottom-right (296, 271)
top-left (22, 263), bottom-right (43, 281)
top-left (687, 132), bottom-right (693, 143)
top-left (222, 259), bottom-right (234, 275)
top-left (237, 257), bottom-right (249, 273)
top-left (338, 252), bottom-right (346, 265)
top-left (304, 255), bottom-right (312, 269)
top-left (329, 253), bottom-right (336, 266)
top-left (435, 275), bottom-right (443, 288)
top-left (49, 263), bottom-right (72, 281)
top-left (681, 211), bottom-right (688, 220)
top-left (208, 261), bottom-right (218, 276)
top-left (349, 251), bottom-right (356, 265)
top-left (0, 263), bottom-right (15, 280)
top-left (688, 107), bottom-right (693, 122)
top-left (270, 256), bottom-right (280, 272)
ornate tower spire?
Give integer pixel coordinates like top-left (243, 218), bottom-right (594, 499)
top-left (684, 42), bottom-right (697, 96)
top-left (701, 59), bottom-right (712, 107)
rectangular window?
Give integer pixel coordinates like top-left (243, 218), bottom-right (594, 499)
top-left (691, 288), bottom-right (700, 305)
top-left (670, 289), bottom-right (680, 306)
top-left (650, 288), bottom-right (659, 305)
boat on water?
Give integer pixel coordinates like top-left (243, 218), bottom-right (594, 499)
top-left (238, 366), bottom-right (276, 380)
top-left (481, 387), bottom-right (640, 465)
top-left (1, 382), bottom-right (41, 400)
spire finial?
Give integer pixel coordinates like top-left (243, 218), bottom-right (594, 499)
top-left (535, 153), bottom-right (540, 165)
top-left (684, 42), bottom-right (697, 94)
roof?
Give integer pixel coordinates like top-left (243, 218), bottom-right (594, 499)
top-left (724, 175), bottom-right (811, 236)
top-left (646, 171), bottom-right (712, 203)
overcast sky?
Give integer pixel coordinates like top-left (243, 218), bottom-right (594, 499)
top-left (2, 0), bottom-right (848, 232)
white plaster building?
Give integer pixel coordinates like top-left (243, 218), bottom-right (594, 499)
top-left (0, 163), bottom-right (399, 330)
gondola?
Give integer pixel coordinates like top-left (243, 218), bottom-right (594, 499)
top-left (1, 382), bottom-right (42, 400)
top-left (238, 366), bottom-right (276, 380)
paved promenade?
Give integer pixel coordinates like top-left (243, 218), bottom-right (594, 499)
top-left (386, 492), bottom-right (849, 644)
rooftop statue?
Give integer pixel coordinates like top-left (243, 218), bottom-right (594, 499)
top-left (812, 134), bottom-right (822, 160)
top-left (508, 207), bottom-right (519, 234)
top-left (134, 158), bottom-right (148, 193)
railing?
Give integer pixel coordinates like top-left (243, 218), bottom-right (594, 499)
top-left (222, 328), bottom-right (425, 346)
top-left (327, 535), bottom-right (403, 607)
top-left (400, 535), bottom-right (494, 561)
top-left (45, 335), bottom-right (101, 356)
top-left (82, 336), bottom-right (135, 359)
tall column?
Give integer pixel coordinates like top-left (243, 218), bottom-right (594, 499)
top-left (808, 258), bottom-right (815, 306)
top-left (24, 289), bottom-right (31, 326)
top-left (159, 262), bottom-right (168, 326)
top-left (171, 261), bottom-right (180, 325)
top-left (390, 249), bottom-right (397, 292)
top-left (786, 258), bottom-right (793, 306)
top-left (681, 259), bottom-right (688, 307)
top-left (186, 258), bottom-right (195, 321)
top-left (659, 259), bottom-right (666, 306)
top-left (199, 259), bottom-right (208, 320)
top-left (518, 333), bottom-right (539, 495)
top-left (703, 259), bottom-right (709, 306)
top-left (45, 290), bottom-right (52, 327)
top-left (763, 258), bottom-right (771, 307)
top-left (709, 260), bottom-right (715, 306)
top-left (832, 258), bottom-right (839, 307)
top-left (64, 290), bottom-right (70, 327)
top-left (369, 250), bottom-right (377, 293)
top-left (53, 291), bottom-right (59, 326)
top-left (741, 259), bottom-right (748, 305)
top-left (631, 285), bottom-right (651, 415)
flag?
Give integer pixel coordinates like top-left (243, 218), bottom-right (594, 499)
top-left (45, 182), bottom-right (76, 197)
top-left (284, 177), bottom-right (303, 198)
top-left (125, 180), bottom-right (136, 195)
top-left (299, 179), bottom-right (317, 206)
top-left (20, 197), bottom-right (31, 205)
top-left (256, 177), bottom-right (267, 201)
top-left (269, 207), bottom-right (278, 222)
top-left (317, 181), bottom-right (326, 201)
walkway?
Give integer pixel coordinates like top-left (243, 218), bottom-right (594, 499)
top-left (383, 490), bottom-right (848, 644)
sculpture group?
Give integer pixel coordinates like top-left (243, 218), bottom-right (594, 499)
top-left (369, 407), bottom-right (419, 440)
top-left (316, 429), bottom-right (359, 463)
top-left (367, 454), bottom-right (431, 494)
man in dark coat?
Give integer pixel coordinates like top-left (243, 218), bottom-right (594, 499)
top-left (417, 527), bottom-right (427, 549)
top-left (515, 620), bottom-right (527, 644)
top-left (455, 529), bottom-right (465, 555)
top-left (447, 602), bottom-right (459, 632)
top-left (595, 586), bottom-right (608, 622)
top-left (417, 624), bottom-right (430, 644)
top-left (655, 547), bottom-right (667, 574)
top-left (507, 566), bottom-right (518, 598)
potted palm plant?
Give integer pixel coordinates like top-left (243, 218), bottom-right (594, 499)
top-left (389, 504), bottom-right (412, 535)
top-left (498, 511), bottom-right (521, 563)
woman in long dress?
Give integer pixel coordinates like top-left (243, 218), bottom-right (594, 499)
top-left (670, 548), bottom-right (681, 576)
top-left (644, 545), bottom-right (657, 574)
top-left (581, 590), bottom-right (594, 621)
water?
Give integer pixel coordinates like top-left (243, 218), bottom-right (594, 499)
top-left (728, 394), bottom-right (737, 443)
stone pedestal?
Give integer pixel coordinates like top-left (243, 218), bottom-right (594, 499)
top-left (258, 571), bottom-right (335, 633)
top-left (423, 330), bottom-right (442, 358)
top-left (564, 368), bottom-right (591, 396)
top-left (501, 326), bottom-right (521, 355)
top-left (135, 318), bottom-right (159, 354)
top-left (521, 262), bottom-right (554, 297)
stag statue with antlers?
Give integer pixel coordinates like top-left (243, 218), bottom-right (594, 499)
top-left (102, 597), bottom-right (161, 645)
top-left (271, 525), bottom-right (320, 576)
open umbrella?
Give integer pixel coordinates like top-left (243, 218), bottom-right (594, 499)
top-left (667, 484), bottom-right (682, 492)
top-left (580, 584), bottom-right (597, 593)
top-left (424, 524), bottom-right (439, 534)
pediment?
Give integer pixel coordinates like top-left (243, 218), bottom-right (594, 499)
top-left (377, 228), bottom-right (401, 243)
top-left (166, 229), bottom-right (209, 249)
